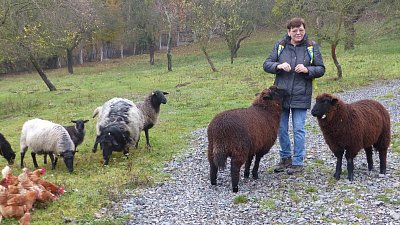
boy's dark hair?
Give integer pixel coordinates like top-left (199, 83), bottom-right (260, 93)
top-left (286, 17), bottom-right (306, 30)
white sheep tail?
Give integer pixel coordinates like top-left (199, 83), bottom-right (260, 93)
top-left (92, 107), bottom-right (101, 118)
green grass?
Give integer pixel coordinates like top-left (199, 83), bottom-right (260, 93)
top-left (233, 195), bottom-right (249, 204)
top-left (0, 27), bottom-right (399, 224)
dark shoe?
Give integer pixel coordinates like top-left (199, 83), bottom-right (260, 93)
top-left (274, 158), bottom-right (292, 173)
top-left (286, 165), bottom-right (304, 175)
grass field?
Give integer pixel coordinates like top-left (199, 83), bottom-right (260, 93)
top-left (0, 27), bottom-right (399, 224)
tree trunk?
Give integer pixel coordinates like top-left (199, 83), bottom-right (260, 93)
top-left (120, 44), bottom-right (124, 58)
top-left (343, 17), bottom-right (356, 51)
top-left (67, 48), bottom-right (74, 74)
top-left (29, 54), bottom-right (57, 91)
top-left (100, 46), bottom-right (103, 62)
top-left (149, 42), bottom-right (155, 65)
top-left (201, 47), bottom-right (218, 72)
top-left (331, 43), bottom-right (342, 80)
top-left (79, 48), bottom-right (84, 64)
top-left (167, 29), bottom-right (172, 71)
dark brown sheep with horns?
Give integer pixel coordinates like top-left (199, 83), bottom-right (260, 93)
top-left (311, 93), bottom-right (391, 181)
top-left (207, 86), bottom-right (288, 192)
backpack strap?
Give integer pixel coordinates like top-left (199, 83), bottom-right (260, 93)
top-left (306, 40), bottom-right (317, 91)
top-left (277, 39), bottom-right (286, 58)
top-left (306, 40), bottom-right (314, 64)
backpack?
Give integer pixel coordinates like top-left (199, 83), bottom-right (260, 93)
top-left (277, 39), bottom-right (317, 90)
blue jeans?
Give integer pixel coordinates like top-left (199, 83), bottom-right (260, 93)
top-left (278, 108), bottom-right (307, 166)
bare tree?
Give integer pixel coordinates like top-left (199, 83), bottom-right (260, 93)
top-left (186, 0), bottom-right (218, 72)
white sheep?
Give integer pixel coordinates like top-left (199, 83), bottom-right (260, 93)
top-left (92, 98), bottom-right (144, 165)
top-left (20, 118), bottom-right (75, 173)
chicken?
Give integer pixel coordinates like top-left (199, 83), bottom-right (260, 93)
top-left (6, 190), bottom-right (38, 210)
top-left (32, 167), bottom-right (46, 178)
top-left (37, 179), bottom-right (64, 196)
top-left (2, 165), bottom-right (19, 186)
top-left (19, 210), bottom-right (31, 225)
top-left (0, 175), bottom-right (11, 188)
top-left (17, 169), bottom-right (41, 193)
top-left (0, 204), bottom-right (27, 220)
top-left (37, 190), bottom-right (57, 202)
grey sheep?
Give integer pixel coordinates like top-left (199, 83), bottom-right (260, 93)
top-left (92, 98), bottom-right (143, 165)
top-left (135, 90), bottom-right (168, 147)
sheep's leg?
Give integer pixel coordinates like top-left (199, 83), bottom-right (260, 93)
top-left (20, 149), bottom-right (27, 169)
top-left (346, 157), bottom-right (355, 181)
top-left (244, 155), bottom-right (253, 178)
top-left (92, 136), bottom-right (100, 153)
top-left (378, 149), bottom-right (387, 174)
top-left (333, 150), bottom-right (344, 180)
top-left (252, 154), bottom-right (262, 179)
top-left (49, 153), bottom-right (56, 170)
top-left (43, 153), bottom-right (47, 164)
top-left (144, 129), bottom-right (151, 147)
top-left (209, 162), bottom-right (218, 185)
top-left (31, 152), bottom-right (39, 168)
top-left (365, 147), bottom-right (373, 171)
top-left (231, 160), bottom-right (241, 193)
top-left (123, 147), bottom-right (129, 158)
top-left (103, 150), bottom-right (111, 166)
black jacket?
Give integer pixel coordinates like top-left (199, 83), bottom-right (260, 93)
top-left (263, 34), bottom-right (325, 109)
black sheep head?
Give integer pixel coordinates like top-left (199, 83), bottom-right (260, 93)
top-left (261, 86), bottom-right (289, 101)
top-left (311, 93), bottom-right (339, 119)
top-left (0, 134), bottom-right (16, 165)
top-left (151, 90), bottom-right (169, 105)
top-left (71, 119), bottom-right (89, 132)
top-left (61, 150), bottom-right (74, 173)
top-left (99, 125), bottom-right (131, 152)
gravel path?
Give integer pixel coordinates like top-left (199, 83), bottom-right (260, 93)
top-left (109, 79), bottom-right (400, 225)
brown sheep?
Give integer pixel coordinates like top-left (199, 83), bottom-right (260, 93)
top-left (207, 86), bottom-right (288, 192)
top-left (311, 93), bottom-right (391, 181)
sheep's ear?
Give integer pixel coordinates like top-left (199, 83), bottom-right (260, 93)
top-left (163, 91), bottom-right (169, 95)
top-left (71, 120), bottom-right (77, 123)
top-left (331, 98), bottom-right (338, 105)
top-left (262, 93), bottom-right (272, 100)
top-left (84, 120), bottom-right (89, 123)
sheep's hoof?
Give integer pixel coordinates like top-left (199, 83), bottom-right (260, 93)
top-left (252, 174), bottom-right (259, 179)
top-left (333, 173), bottom-right (340, 180)
top-left (92, 149), bottom-right (97, 153)
top-left (232, 187), bottom-right (239, 193)
top-left (211, 180), bottom-right (217, 185)
top-left (244, 172), bottom-right (250, 178)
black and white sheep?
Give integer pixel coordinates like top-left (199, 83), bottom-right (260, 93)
top-left (135, 90), bottom-right (168, 147)
top-left (20, 118), bottom-right (75, 173)
top-left (44, 119), bottom-right (89, 164)
top-left (0, 132), bottom-right (16, 165)
top-left (311, 93), bottom-right (391, 181)
top-left (207, 86), bottom-right (288, 192)
top-left (92, 98), bottom-right (143, 166)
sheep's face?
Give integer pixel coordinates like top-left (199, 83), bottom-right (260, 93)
top-left (99, 126), bottom-right (131, 152)
top-left (0, 142), bottom-right (16, 165)
top-left (6, 151), bottom-right (16, 165)
top-left (61, 151), bottom-right (74, 173)
top-left (72, 119), bottom-right (89, 132)
top-left (261, 86), bottom-right (288, 101)
top-left (152, 90), bottom-right (169, 105)
top-left (311, 94), bottom-right (338, 119)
